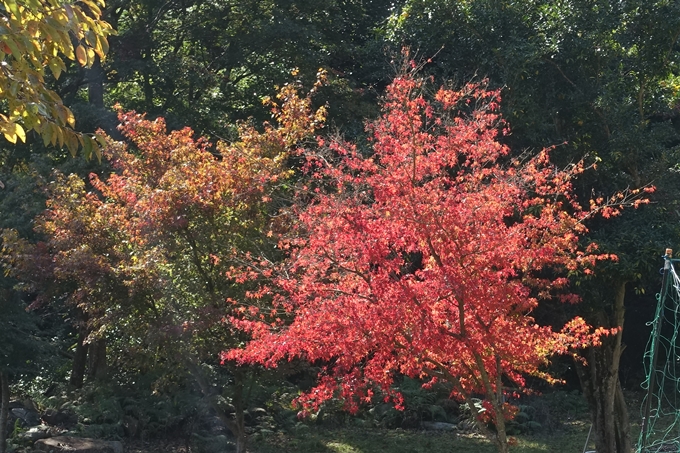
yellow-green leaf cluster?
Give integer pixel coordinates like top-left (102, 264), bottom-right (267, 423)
top-left (0, 0), bottom-right (114, 157)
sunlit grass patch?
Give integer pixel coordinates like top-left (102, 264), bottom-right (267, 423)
top-left (327, 441), bottom-right (363, 452)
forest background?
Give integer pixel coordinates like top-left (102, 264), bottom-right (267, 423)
top-left (2, 1), bottom-right (680, 453)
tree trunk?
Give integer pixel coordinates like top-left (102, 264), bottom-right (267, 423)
top-left (230, 370), bottom-right (247, 453)
top-left (0, 371), bottom-right (10, 453)
top-left (87, 338), bottom-right (107, 381)
top-left (576, 281), bottom-right (631, 453)
top-left (484, 355), bottom-right (509, 453)
top-left (614, 379), bottom-right (630, 451)
top-left (87, 56), bottom-right (104, 108)
top-left (430, 357), bottom-right (509, 453)
top-left (70, 330), bottom-right (88, 389)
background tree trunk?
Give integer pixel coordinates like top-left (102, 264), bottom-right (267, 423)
top-left (70, 330), bottom-right (88, 389)
top-left (230, 370), bottom-right (247, 453)
top-left (87, 338), bottom-right (107, 381)
top-left (576, 281), bottom-right (631, 453)
top-left (87, 57), bottom-right (104, 108)
top-left (0, 371), bottom-right (10, 453)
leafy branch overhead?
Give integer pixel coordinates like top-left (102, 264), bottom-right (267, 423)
top-left (0, 0), bottom-right (113, 157)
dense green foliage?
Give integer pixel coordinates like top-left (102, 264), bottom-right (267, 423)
top-left (99, 0), bottom-right (392, 137)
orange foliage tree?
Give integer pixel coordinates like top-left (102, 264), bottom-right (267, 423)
top-left (2, 74), bottom-right (326, 453)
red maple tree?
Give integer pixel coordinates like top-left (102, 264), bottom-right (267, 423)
top-left (224, 70), bottom-right (641, 452)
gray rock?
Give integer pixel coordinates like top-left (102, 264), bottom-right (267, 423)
top-left (34, 436), bottom-right (123, 453)
top-left (11, 407), bottom-right (42, 427)
top-left (194, 434), bottom-right (231, 452)
top-left (22, 398), bottom-right (39, 412)
top-left (422, 421), bottom-right (457, 431)
top-left (42, 408), bottom-right (78, 427)
top-left (203, 415), bottom-right (226, 434)
top-left (18, 425), bottom-right (56, 442)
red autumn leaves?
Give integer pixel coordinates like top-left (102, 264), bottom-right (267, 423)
top-left (223, 73), bottom-right (638, 448)
top-left (4, 68), bottom-right (647, 453)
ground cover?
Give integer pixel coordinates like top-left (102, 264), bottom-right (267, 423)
top-left (248, 423), bottom-right (595, 453)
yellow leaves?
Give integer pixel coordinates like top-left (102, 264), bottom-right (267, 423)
top-left (97, 33), bottom-right (109, 56)
top-left (48, 56), bottom-right (66, 79)
top-left (59, 36), bottom-right (76, 60)
top-left (4, 128), bottom-right (18, 144)
top-left (87, 46), bottom-right (95, 64)
top-left (65, 107), bottom-right (75, 128)
top-left (51, 123), bottom-right (63, 147)
top-left (0, 120), bottom-right (26, 144)
top-left (0, 0), bottom-right (114, 158)
top-left (75, 44), bottom-right (87, 66)
top-left (4, 0), bottom-right (21, 19)
top-left (52, 9), bottom-right (69, 27)
top-left (64, 129), bottom-right (79, 155)
top-left (83, 0), bottom-right (102, 17)
top-left (63, 4), bottom-right (74, 21)
top-left (14, 122), bottom-right (25, 142)
top-left (72, 37), bottom-right (101, 66)
top-left (85, 29), bottom-right (99, 52)
top-left (24, 0), bottom-right (42, 9)
top-left (94, 132), bottom-right (108, 148)
top-left (80, 134), bottom-right (102, 160)
top-left (2, 36), bottom-right (24, 62)
top-left (52, 103), bottom-right (75, 127)
top-left (41, 122), bottom-right (53, 147)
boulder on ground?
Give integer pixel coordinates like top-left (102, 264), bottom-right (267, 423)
top-left (42, 408), bottom-right (78, 427)
top-left (22, 398), bottom-right (39, 412)
top-left (34, 436), bottom-right (123, 453)
top-left (422, 421), bottom-right (457, 431)
top-left (10, 407), bottom-right (42, 427)
top-left (18, 425), bottom-right (58, 442)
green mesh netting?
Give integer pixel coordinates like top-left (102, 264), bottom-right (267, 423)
top-left (637, 255), bottom-right (680, 453)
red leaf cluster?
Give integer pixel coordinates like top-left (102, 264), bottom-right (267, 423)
top-left (224, 73), bottom-right (631, 424)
